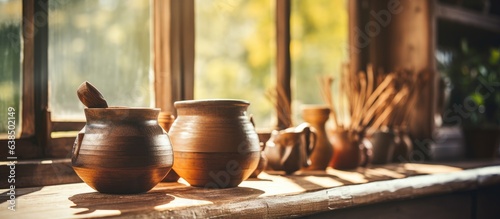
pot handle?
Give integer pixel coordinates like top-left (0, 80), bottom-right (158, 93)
top-left (280, 144), bottom-right (293, 167)
top-left (305, 127), bottom-right (316, 156)
top-left (72, 127), bottom-right (85, 162)
top-left (303, 126), bottom-right (316, 167)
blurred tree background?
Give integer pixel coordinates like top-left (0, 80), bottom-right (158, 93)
top-left (49, 0), bottom-right (152, 120)
top-left (0, 0), bottom-right (22, 136)
top-left (195, 0), bottom-right (347, 128)
top-left (291, 0), bottom-right (348, 124)
top-left (194, 0), bottom-right (277, 128)
top-left (0, 0), bottom-right (348, 134)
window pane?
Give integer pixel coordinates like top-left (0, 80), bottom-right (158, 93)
top-left (0, 0), bottom-right (22, 138)
top-left (291, 0), bottom-right (348, 123)
top-left (194, 0), bottom-right (276, 128)
top-left (49, 0), bottom-right (153, 120)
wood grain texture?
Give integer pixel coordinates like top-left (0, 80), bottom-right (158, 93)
top-left (21, 0), bottom-right (36, 138)
top-left (76, 81), bottom-right (108, 108)
top-left (0, 158), bottom-right (81, 188)
top-left (1, 162), bottom-right (499, 218)
top-left (153, 0), bottom-right (194, 115)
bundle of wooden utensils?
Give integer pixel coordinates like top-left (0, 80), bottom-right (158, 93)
top-left (320, 64), bottom-right (429, 167)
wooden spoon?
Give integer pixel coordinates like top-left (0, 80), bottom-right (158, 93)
top-left (77, 81), bottom-right (108, 108)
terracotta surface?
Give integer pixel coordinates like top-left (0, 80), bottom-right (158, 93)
top-left (329, 129), bottom-right (362, 170)
top-left (169, 99), bottom-right (260, 188)
top-left (72, 107), bottom-right (173, 194)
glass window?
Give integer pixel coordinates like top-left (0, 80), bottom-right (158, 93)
top-left (48, 0), bottom-right (153, 121)
top-left (0, 0), bottom-right (22, 138)
top-left (291, 0), bottom-right (348, 124)
top-left (194, 0), bottom-right (276, 128)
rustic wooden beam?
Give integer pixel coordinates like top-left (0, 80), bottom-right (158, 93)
top-left (435, 3), bottom-right (500, 34)
top-left (21, 0), bottom-right (35, 138)
top-left (348, 0), bottom-right (371, 76)
top-left (33, 0), bottom-right (50, 156)
top-left (153, 0), bottom-right (194, 116)
top-left (276, 0), bottom-right (292, 130)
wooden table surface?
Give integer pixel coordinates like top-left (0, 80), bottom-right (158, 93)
top-left (1, 161), bottom-right (500, 219)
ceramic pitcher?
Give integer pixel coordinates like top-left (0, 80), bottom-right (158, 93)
top-left (264, 123), bottom-right (316, 174)
top-left (72, 107), bottom-right (173, 194)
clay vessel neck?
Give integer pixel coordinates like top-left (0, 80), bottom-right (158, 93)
top-left (84, 107), bottom-right (160, 123)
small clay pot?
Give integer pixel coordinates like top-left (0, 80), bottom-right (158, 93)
top-left (366, 130), bottom-right (396, 164)
top-left (169, 99), bottom-right (260, 188)
top-left (391, 128), bottom-right (413, 162)
top-left (72, 107), bottom-right (173, 194)
top-left (328, 129), bottom-right (362, 170)
top-left (158, 112), bottom-right (181, 182)
top-left (249, 131), bottom-right (272, 178)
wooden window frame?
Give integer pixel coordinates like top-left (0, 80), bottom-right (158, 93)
top-left (0, 0), bottom-right (195, 161)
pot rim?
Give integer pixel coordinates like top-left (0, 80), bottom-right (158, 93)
top-left (174, 99), bottom-right (250, 108)
top-left (84, 106), bottom-right (160, 111)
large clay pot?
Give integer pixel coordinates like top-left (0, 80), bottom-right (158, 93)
top-left (169, 99), bottom-right (260, 188)
top-left (301, 105), bottom-right (333, 170)
top-left (264, 123), bottom-right (316, 174)
top-left (72, 107), bottom-right (173, 194)
top-left (329, 129), bottom-right (362, 170)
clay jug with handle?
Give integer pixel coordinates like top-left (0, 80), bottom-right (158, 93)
top-left (301, 105), bottom-right (333, 170)
top-left (264, 123), bottom-right (316, 174)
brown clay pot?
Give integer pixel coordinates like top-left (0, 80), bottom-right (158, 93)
top-left (158, 112), bottom-right (181, 182)
top-left (169, 99), bottom-right (260, 188)
top-left (301, 105), bottom-right (333, 170)
top-left (391, 128), bottom-right (413, 162)
top-left (158, 112), bottom-right (175, 132)
top-left (249, 131), bottom-right (272, 178)
top-left (72, 107), bottom-right (173, 194)
top-left (328, 129), bottom-right (362, 170)
top-left (366, 130), bottom-right (396, 164)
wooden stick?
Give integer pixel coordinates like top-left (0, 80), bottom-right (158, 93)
top-left (351, 72), bottom-right (367, 130)
top-left (369, 87), bottom-right (409, 132)
top-left (364, 74), bottom-right (395, 111)
top-left (320, 76), bottom-right (339, 128)
top-left (366, 64), bottom-right (374, 102)
top-left (360, 85), bottom-right (395, 127)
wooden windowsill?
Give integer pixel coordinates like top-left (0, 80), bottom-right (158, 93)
top-left (1, 161), bottom-right (499, 218)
